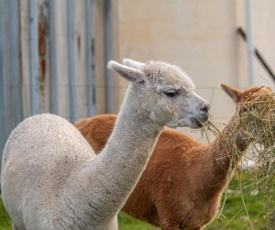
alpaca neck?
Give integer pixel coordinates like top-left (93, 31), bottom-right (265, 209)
top-left (99, 92), bottom-right (162, 180)
top-left (205, 114), bottom-right (252, 191)
top-left (74, 86), bottom-right (163, 219)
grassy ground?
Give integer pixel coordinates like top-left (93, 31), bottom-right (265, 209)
top-left (0, 172), bottom-right (273, 230)
top-left (118, 171), bottom-right (274, 230)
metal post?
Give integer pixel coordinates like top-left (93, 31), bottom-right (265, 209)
top-left (86, 0), bottom-right (95, 116)
top-left (29, 0), bottom-right (39, 115)
top-left (105, 0), bottom-right (113, 113)
top-left (237, 27), bottom-right (275, 82)
top-left (245, 0), bottom-right (255, 86)
top-left (67, 0), bottom-right (77, 123)
top-left (49, 0), bottom-right (58, 114)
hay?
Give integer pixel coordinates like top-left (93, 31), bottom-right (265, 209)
top-left (201, 89), bottom-right (275, 229)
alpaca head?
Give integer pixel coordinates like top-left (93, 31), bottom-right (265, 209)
top-left (108, 59), bottom-right (210, 128)
top-left (221, 83), bottom-right (275, 146)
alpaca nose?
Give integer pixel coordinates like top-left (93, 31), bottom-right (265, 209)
top-left (200, 102), bottom-right (210, 114)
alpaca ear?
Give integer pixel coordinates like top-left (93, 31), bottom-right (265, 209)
top-left (122, 59), bottom-right (145, 69)
top-left (220, 83), bottom-right (243, 103)
top-left (107, 60), bottom-right (145, 84)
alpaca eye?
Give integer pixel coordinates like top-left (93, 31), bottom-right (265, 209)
top-left (164, 91), bottom-right (177, 97)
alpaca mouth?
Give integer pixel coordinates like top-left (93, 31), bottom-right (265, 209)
top-left (193, 114), bottom-right (209, 128)
top-left (194, 118), bottom-right (204, 128)
top-left (178, 115), bottom-right (208, 128)
top-left (198, 113), bottom-right (209, 123)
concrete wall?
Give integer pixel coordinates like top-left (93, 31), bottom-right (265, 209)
top-left (111, 0), bottom-right (275, 141)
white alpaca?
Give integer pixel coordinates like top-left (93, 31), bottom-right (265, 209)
top-left (1, 59), bottom-right (210, 230)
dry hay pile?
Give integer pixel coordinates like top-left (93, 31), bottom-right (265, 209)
top-left (202, 88), bottom-right (275, 229)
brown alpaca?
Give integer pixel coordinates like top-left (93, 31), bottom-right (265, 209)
top-left (75, 83), bottom-right (273, 230)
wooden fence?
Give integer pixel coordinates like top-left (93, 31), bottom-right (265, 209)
top-left (0, 0), bottom-right (115, 165)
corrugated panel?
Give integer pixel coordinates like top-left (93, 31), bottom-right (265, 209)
top-left (67, 0), bottom-right (77, 123)
top-left (0, 0), bottom-right (7, 157)
top-left (0, 0), bottom-right (22, 169)
top-left (86, 0), bottom-right (95, 117)
top-left (49, 0), bottom-right (58, 114)
top-left (0, 0), bottom-right (103, 166)
top-left (29, 0), bottom-right (39, 115)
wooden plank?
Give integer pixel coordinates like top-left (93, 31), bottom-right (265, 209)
top-left (29, 0), bottom-right (39, 115)
top-left (19, 0), bottom-right (32, 118)
top-left (86, 0), bottom-right (95, 117)
top-left (0, 0), bottom-right (22, 167)
top-left (75, 0), bottom-right (89, 120)
top-left (94, 0), bottom-right (107, 114)
top-left (109, 0), bottom-right (123, 113)
top-left (5, 0), bottom-right (22, 128)
top-left (67, 0), bottom-right (77, 123)
top-left (37, 0), bottom-right (51, 113)
top-left (0, 0), bottom-right (7, 154)
top-left (55, 0), bottom-right (70, 120)
top-left (105, 0), bottom-right (113, 113)
top-left (49, 0), bottom-right (58, 114)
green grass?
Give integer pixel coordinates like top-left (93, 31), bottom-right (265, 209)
top-left (0, 172), bottom-right (273, 229)
top-left (118, 212), bottom-right (159, 230)
top-left (206, 171), bottom-right (268, 230)
top-left (0, 197), bottom-right (11, 230)
top-left (118, 172), bottom-right (273, 230)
